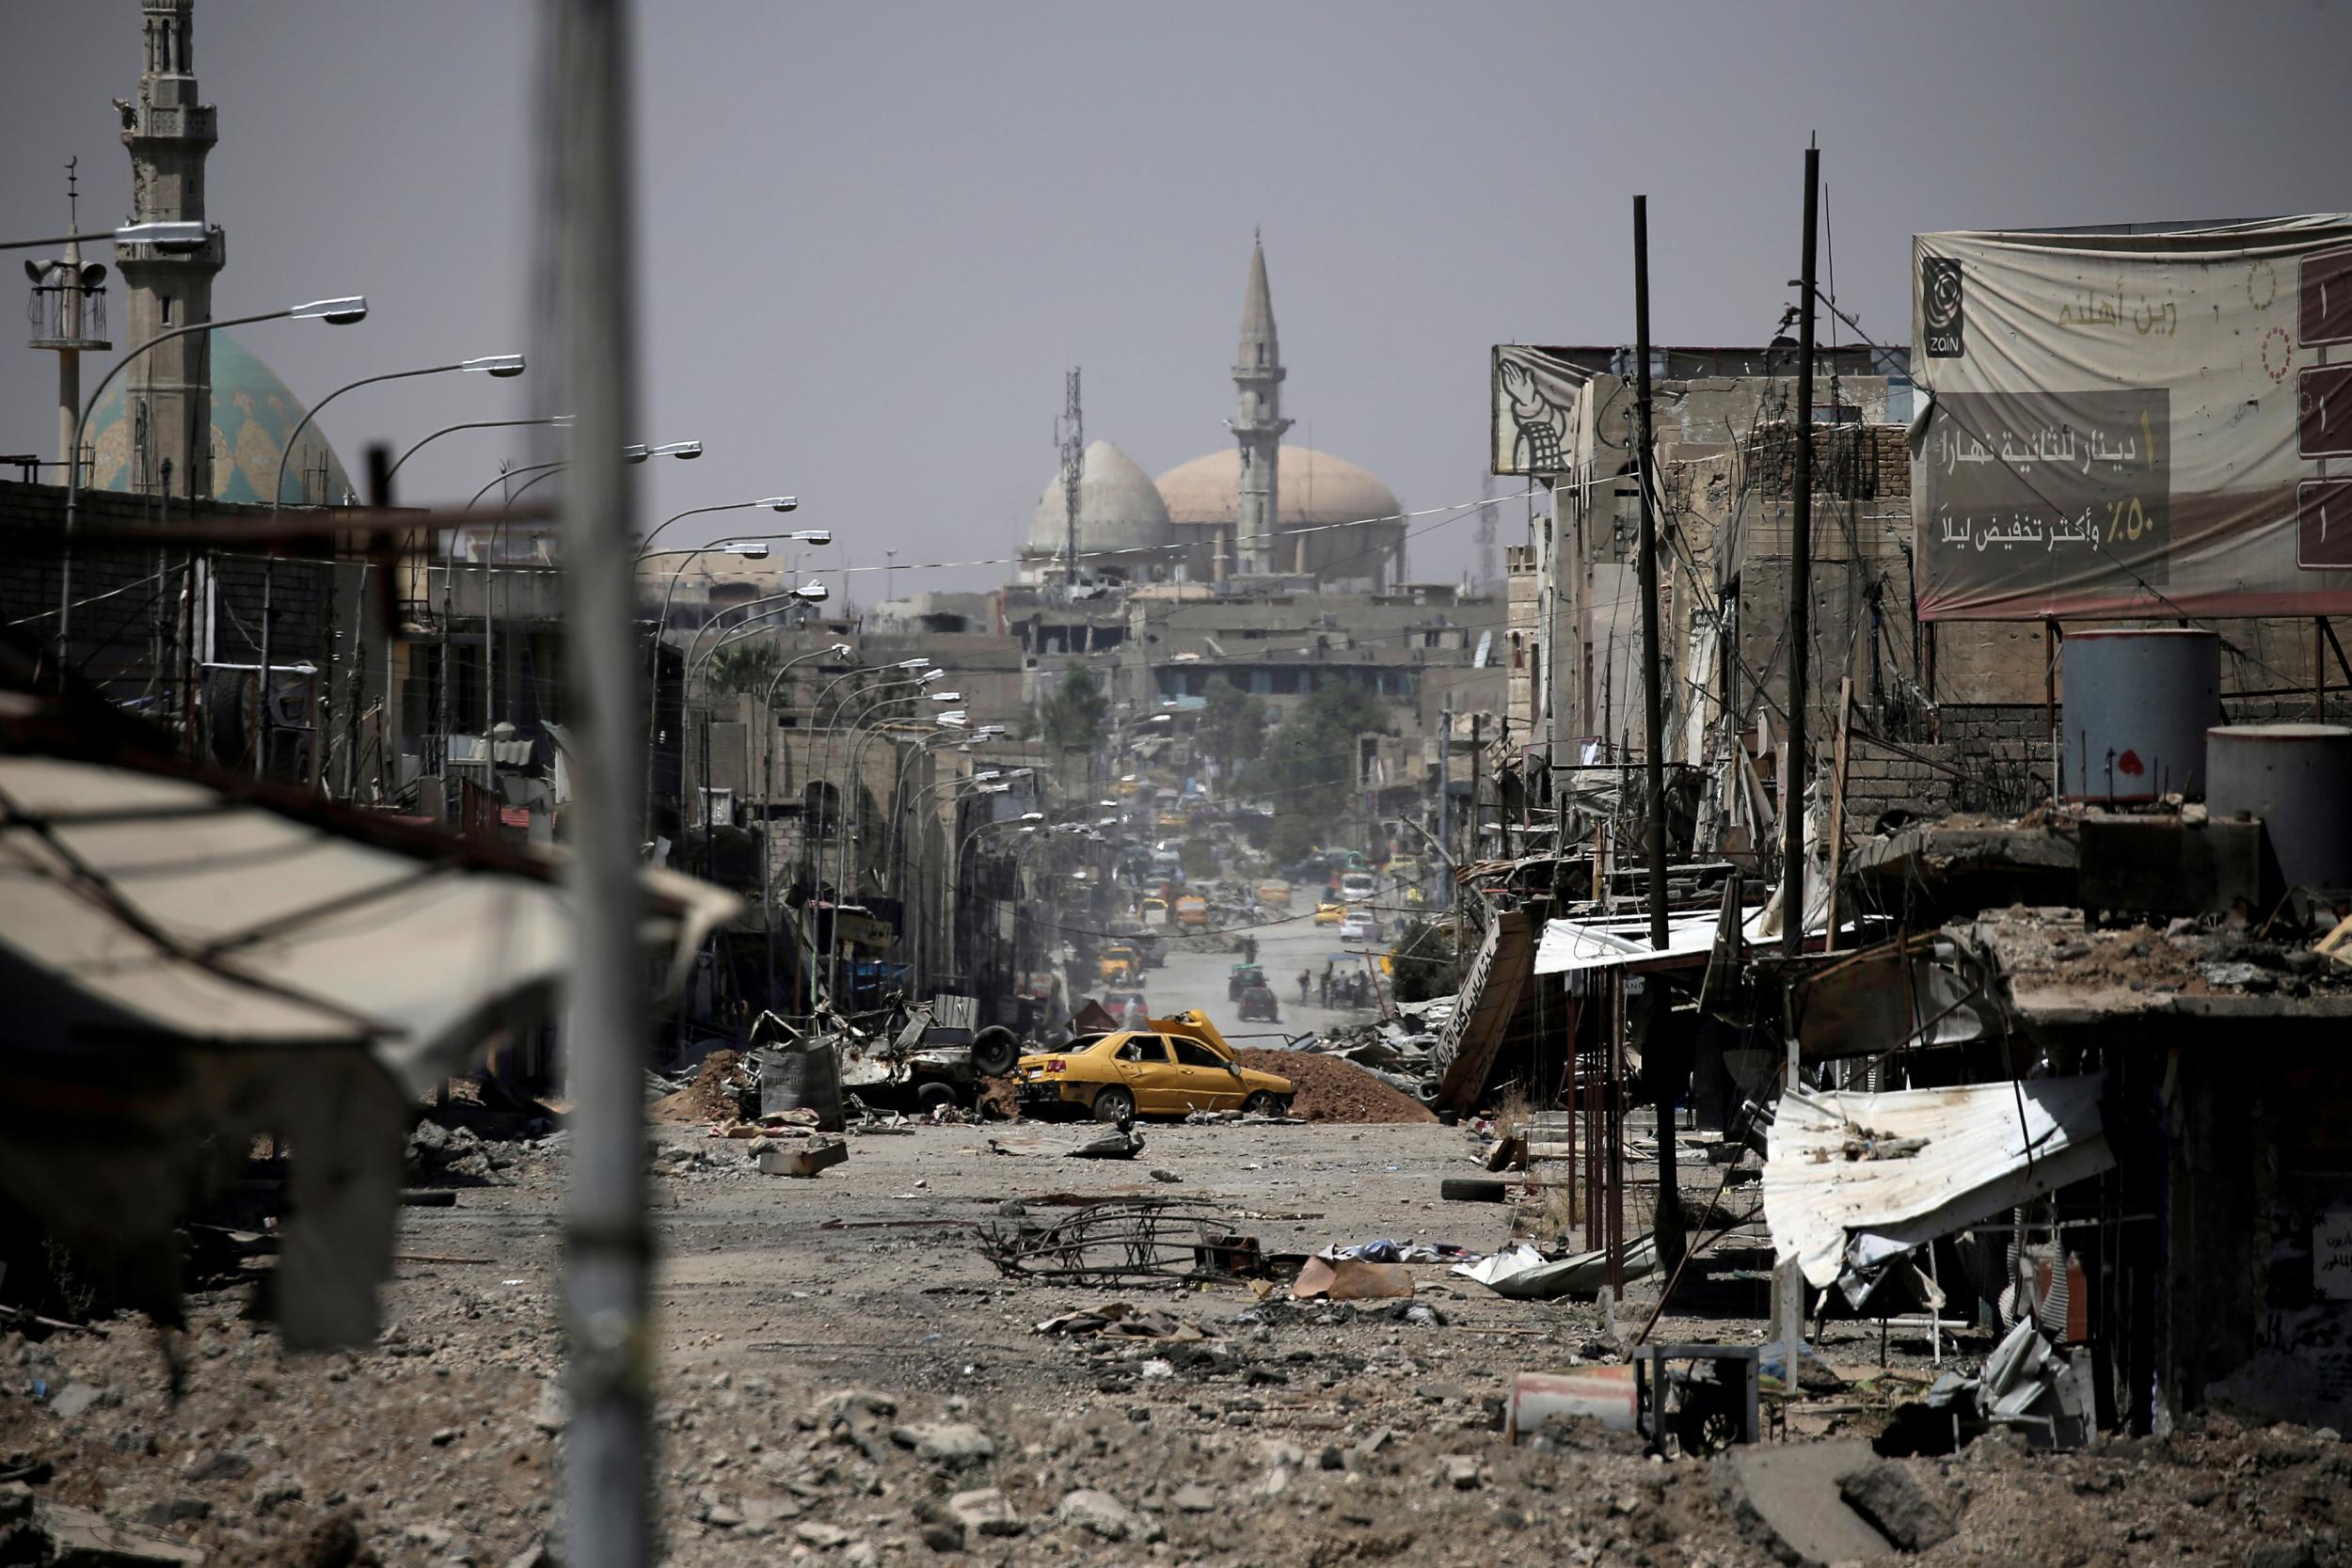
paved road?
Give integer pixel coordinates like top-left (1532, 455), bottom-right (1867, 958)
top-left (1106, 881), bottom-right (1402, 1046)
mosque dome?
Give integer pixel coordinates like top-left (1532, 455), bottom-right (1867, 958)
top-left (83, 330), bottom-right (353, 506)
top-left (1155, 444), bottom-right (1402, 533)
top-left (1026, 439), bottom-right (1172, 561)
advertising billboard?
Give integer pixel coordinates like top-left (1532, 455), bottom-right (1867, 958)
top-left (1914, 216), bottom-right (2352, 619)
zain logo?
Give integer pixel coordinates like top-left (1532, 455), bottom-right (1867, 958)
top-left (1922, 257), bottom-right (1964, 357)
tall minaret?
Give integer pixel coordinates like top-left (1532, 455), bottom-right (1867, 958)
top-left (26, 162), bottom-right (112, 476)
top-left (1227, 233), bottom-right (1291, 577)
top-left (115, 0), bottom-right (223, 501)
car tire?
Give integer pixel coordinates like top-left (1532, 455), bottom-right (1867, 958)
top-left (1091, 1086), bottom-right (1136, 1123)
top-left (914, 1081), bottom-right (958, 1114)
top-left (970, 1026), bottom-right (1020, 1080)
top-left (1243, 1091), bottom-right (1280, 1117)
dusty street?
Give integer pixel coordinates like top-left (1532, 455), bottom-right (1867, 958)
top-left (8, 1113), bottom-right (2348, 1567)
top-left (1117, 890), bottom-right (1405, 1048)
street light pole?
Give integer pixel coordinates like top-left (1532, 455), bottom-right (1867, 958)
top-left (57, 294), bottom-right (366, 658)
top-left (641, 510), bottom-right (821, 832)
top-left (757, 641), bottom-right (853, 1000)
top-left (266, 354), bottom-right (525, 783)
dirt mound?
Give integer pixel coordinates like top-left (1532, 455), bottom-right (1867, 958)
top-left (647, 1050), bottom-right (747, 1124)
top-left (1235, 1049), bottom-right (1435, 1124)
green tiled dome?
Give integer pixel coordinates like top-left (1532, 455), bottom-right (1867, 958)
top-left (85, 330), bottom-right (352, 506)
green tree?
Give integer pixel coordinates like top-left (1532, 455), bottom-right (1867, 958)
top-left (1390, 916), bottom-right (1463, 1003)
top-left (1243, 683), bottom-right (1397, 859)
top-left (1193, 676), bottom-right (1267, 779)
top-left (1039, 661), bottom-right (1108, 750)
top-left (706, 639), bottom-right (782, 700)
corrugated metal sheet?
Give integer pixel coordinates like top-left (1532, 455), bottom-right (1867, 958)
top-left (1763, 1074), bottom-right (2114, 1290)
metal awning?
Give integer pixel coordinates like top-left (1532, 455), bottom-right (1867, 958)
top-left (1762, 1073), bottom-right (2115, 1291)
top-left (0, 686), bottom-right (733, 1345)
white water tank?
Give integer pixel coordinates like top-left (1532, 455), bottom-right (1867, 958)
top-left (2062, 628), bottom-right (2219, 801)
top-left (2207, 723), bottom-right (2352, 892)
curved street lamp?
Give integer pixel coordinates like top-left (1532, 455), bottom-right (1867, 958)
top-left (271, 355), bottom-right (524, 514)
top-left (260, 352), bottom-right (522, 780)
top-left (58, 293), bottom-right (367, 647)
top-left (383, 414), bottom-right (574, 489)
top-left (749, 641), bottom-right (853, 997)
top-left (640, 518), bottom-right (828, 832)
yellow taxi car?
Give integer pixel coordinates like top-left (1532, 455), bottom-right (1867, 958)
top-left (1016, 1010), bottom-right (1293, 1122)
top-left (1138, 895), bottom-right (1170, 925)
top-left (1312, 901), bottom-right (1346, 927)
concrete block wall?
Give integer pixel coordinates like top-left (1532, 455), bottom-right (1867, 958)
top-left (1, 482), bottom-right (335, 746)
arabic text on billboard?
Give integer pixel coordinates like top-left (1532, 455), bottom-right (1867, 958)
top-left (1914, 216), bottom-right (2352, 620)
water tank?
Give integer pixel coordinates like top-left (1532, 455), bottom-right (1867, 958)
top-left (2062, 628), bottom-right (2219, 800)
top-left (2207, 723), bottom-right (2352, 892)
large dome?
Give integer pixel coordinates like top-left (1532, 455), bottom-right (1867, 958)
top-left (1026, 439), bottom-right (1172, 560)
top-left (84, 330), bottom-right (353, 506)
top-left (1156, 445), bottom-right (1401, 531)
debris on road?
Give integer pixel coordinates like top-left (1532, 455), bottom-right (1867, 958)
top-left (977, 1198), bottom-right (1251, 1286)
top-left (1232, 1049), bottom-right (1434, 1124)
top-left (1291, 1255), bottom-right (1413, 1301)
top-left (1034, 1303), bottom-right (1225, 1340)
top-left (757, 1136), bottom-right (849, 1178)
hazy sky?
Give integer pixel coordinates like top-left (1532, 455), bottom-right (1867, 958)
top-left (5, 2), bottom-right (2347, 594)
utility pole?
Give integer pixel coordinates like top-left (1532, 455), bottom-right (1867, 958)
top-left (1436, 703), bottom-right (1453, 911)
top-left (1632, 195), bottom-right (1669, 957)
top-left (1631, 194), bottom-right (1682, 1275)
top-left (1770, 137), bottom-right (1822, 1375)
top-left (550, 1), bottom-right (653, 1564)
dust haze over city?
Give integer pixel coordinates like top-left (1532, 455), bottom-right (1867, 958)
top-left (6, 4), bottom-right (2352, 1567)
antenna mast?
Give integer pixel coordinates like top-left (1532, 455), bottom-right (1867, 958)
top-left (1058, 367), bottom-right (1083, 591)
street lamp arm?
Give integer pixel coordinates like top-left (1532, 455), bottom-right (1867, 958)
top-left (274, 362), bottom-right (474, 514)
top-left (61, 302), bottom-right (359, 648)
top-left (385, 416), bottom-right (572, 488)
top-left (469, 461), bottom-right (567, 511)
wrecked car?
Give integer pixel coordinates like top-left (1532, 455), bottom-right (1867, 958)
top-left (1013, 1010), bottom-right (1293, 1121)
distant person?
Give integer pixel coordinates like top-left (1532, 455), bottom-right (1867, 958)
top-left (1297, 970), bottom-right (1311, 1005)
top-left (1318, 970), bottom-right (1331, 1007)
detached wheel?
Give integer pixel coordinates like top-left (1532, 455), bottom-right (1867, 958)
top-left (970, 1026), bottom-right (1020, 1079)
top-left (1091, 1085), bottom-right (1136, 1123)
top-left (914, 1082), bottom-right (958, 1114)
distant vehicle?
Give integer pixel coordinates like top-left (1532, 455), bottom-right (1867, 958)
top-left (1227, 961), bottom-right (1266, 1000)
top-left (1103, 990), bottom-right (1151, 1031)
top-left (1013, 1010), bottom-right (1292, 1121)
top-left (1340, 911), bottom-right (1380, 944)
top-left (1256, 878), bottom-right (1294, 911)
top-left (1096, 943), bottom-right (1141, 984)
top-left (1389, 858), bottom-right (1424, 884)
top-left (1237, 982), bottom-right (1281, 1023)
top-left (1174, 894), bottom-right (1209, 928)
top-left (1138, 895), bottom-right (1170, 927)
top-left (1312, 902), bottom-right (1346, 927)
top-left (1404, 884), bottom-right (1428, 910)
top-left (1339, 871), bottom-right (1378, 903)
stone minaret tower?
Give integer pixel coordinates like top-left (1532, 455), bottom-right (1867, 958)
top-left (116, 0), bottom-right (223, 500)
top-left (1227, 234), bottom-right (1291, 577)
